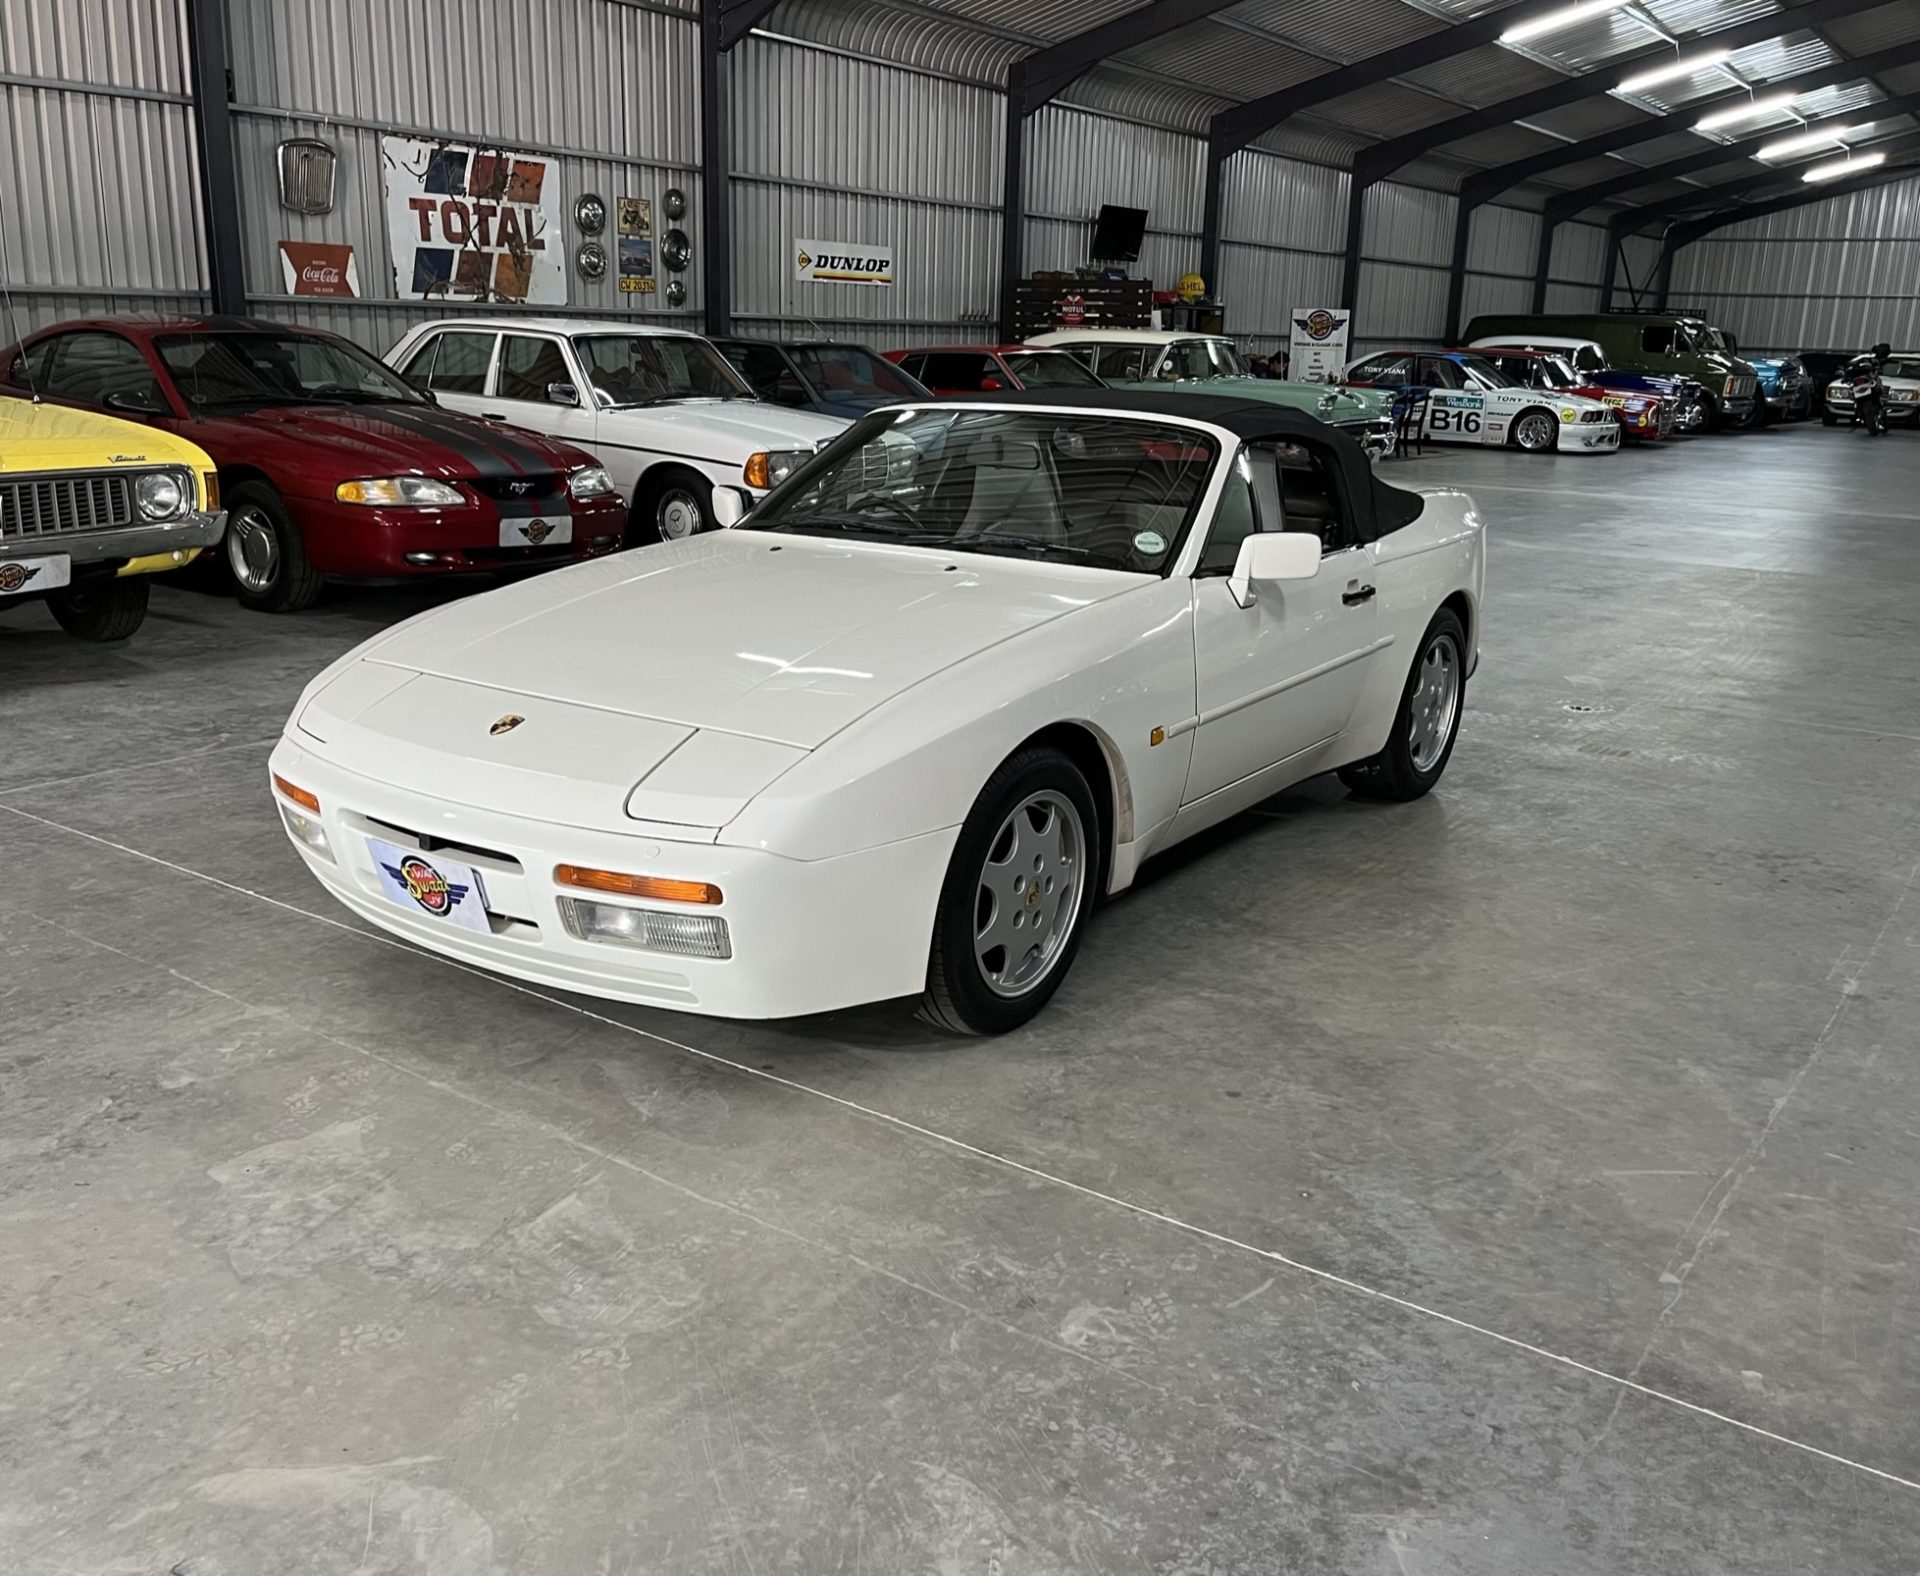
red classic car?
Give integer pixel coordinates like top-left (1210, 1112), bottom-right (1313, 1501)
top-left (883, 344), bottom-right (1107, 395)
top-left (1, 316), bottom-right (627, 611)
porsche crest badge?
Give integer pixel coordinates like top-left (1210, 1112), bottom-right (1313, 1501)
top-left (489, 714), bottom-right (525, 736)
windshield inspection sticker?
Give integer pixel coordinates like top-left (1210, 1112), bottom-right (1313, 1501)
top-left (1133, 529), bottom-right (1168, 556)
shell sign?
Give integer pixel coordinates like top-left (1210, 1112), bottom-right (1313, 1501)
top-left (382, 135), bottom-right (565, 304)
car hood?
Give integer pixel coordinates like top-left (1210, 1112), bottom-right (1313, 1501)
top-left (180, 401), bottom-right (593, 479)
top-left (0, 394), bottom-right (216, 474)
top-left (347, 530), bottom-right (1146, 750)
top-left (599, 399), bottom-right (849, 457)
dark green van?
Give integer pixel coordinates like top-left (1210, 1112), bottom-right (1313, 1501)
top-left (1462, 311), bottom-right (1759, 428)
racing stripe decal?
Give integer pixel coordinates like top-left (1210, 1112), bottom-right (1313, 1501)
top-left (366, 405), bottom-right (552, 477)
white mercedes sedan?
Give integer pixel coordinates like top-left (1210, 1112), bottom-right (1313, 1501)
top-left (270, 392), bottom-right (1485, 1034)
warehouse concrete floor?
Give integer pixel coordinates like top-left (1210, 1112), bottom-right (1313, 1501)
top-left (4, 422), bottom-right (1918, 1572)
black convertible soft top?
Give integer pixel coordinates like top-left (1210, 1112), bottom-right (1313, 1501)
top-left (949, 387), bottom-right (1427, 540)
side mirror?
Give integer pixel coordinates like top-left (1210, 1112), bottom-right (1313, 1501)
top-left (979, 377), bottom-right (1002, 392)
top-left (104, 388), bottom-right (165, 415)
top-left (546, 381), bottom-right (580, 407)
top-left (711, 487), bottom-right (747, 529)
top-left (1228, 531), bottom-right (1321, 609)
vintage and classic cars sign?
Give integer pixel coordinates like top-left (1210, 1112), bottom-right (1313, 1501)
top-left (381, 135), bottom-right (565, 304)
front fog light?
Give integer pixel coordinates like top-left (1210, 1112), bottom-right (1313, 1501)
top-left (278, 802), bottom-right (334, 862)
top-left (558, 896), bottom-right (732, 959)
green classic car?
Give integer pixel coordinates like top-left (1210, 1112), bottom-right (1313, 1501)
top-left (1027, 330), bottom-right (1397, 458)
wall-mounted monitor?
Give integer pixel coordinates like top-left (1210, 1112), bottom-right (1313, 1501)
top-left (1090, 204), bottom-right (1148, 262)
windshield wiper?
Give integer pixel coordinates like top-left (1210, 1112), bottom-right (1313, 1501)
top-left (759, 517), bottom-right (924, 537)
top-left (942, 535), bottom-right (1093, 561)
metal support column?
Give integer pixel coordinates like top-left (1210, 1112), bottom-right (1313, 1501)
top-left (1529, 216), bottom-right (1554, 314)
top-left (701, 0), bottom-right (781, 336)
top-left (1443, 197), bottom-right (1477, 344)
top-left (183, 0), bottom-right (245, 316)
top-left (996, 66), bottom-right (1030, 343)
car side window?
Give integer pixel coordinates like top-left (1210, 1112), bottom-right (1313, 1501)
top-left (1422, 358), bottom-right (1466, 390)
top-left (1093, 345), bottom-right (1144, 381)
top-left (398, 335), bottom-right (439, 385)
top-left (1195, 447), bottom-right (1263, 576)
top-left (1261, 439), bottom-right (1353, 553)
top-left (1158, 341), bottom-right (1213, 381)
top-left (896, 352), bottom-right (927, 380)
top-left (34, 332), bottom-right (162, 407)
top-left (424, 330), bottom-right (496, 393)
top-left (1575, 344), bottom-right (1605, 373)
top-left (6, 338), bottom-right (61, 391)
top-left (1641, 326), bottom-right (1676, 354)
top-left (1357, 354), bottom-right (1411, 383)
top-left (497, 335), bottom-right (571, 401)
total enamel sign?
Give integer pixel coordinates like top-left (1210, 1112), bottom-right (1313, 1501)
top-left (382, 135), bottom-right (565, 304)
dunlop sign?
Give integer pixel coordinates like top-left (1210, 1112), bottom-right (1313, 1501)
top-left (794, 239), bottom-right (894, 287)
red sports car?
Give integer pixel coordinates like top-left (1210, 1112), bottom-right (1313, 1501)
top-left (1, 316), bottom-right (627, 611)
top-left (884, 344), bottom-right (1107, 395)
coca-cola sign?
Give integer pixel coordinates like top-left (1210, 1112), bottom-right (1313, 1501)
top-left (278, 241), bottom-right (359, 298)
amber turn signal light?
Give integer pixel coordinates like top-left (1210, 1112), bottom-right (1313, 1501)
top-left (741, 452), bottom-right (772, 490)
top-left (272, 774), bottom-right (321, 814)
top-left (553, 865), bottom-right (723, 905)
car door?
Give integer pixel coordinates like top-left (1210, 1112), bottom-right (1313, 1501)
top-left (1417, 357), bottom-right (1482, 444)
top-left (485, 332), bottom-right (597, 449)
top-left (398, 328), bottom-right (497, 419)
top-left (1182, 438), bottom-right (1380, 810)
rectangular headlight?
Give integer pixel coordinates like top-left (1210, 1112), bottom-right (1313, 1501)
top-left (558, 896), bottom-right (732, 959)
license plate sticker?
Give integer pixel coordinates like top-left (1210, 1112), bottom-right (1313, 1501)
top-left (499, 514), bottom-right (573, 549)
top-left (0, 555), bottom-right (71, 598)
top-left (367, 837), bottom-right (491, 933)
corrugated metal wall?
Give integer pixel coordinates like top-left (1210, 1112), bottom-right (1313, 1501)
top-left (0, 0), bottom-right (207, 331)
top-left (226, 0), bottom-right (702, 355)
top-left (1353, 181), bottom-right (1452, 353)
top-left (1668, 174), bottom-right (1920, 352)
top-left (1215, 151), bottom-right (1346, 355)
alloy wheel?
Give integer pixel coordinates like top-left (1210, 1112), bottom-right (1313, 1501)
top-left (1515, 412), bottom-right (1556, 452)
top-left (227, 506), bottom-right (280, 593)
top-left (1408, 633), bottom-right (1461, 772)
top-left (972, 789), bottom-right (1087, 999)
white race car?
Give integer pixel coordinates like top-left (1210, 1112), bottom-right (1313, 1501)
top-left (1343, 349), bottom-right (1621, 454)
top-left (270, 393), bottom-right (1486, 1033)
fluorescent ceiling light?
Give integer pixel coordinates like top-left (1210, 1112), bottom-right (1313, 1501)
top-left (1618, 49), bottom-right (1731, 94)
top-left (1501, 0), bottom-right (1633, 47)
top-left (1757, 123), bottom-right (1864, 160)
top-left (1696, 91), bottom-right (1798, 131)
top-left (1803, 151), bottom-right (1885, 182)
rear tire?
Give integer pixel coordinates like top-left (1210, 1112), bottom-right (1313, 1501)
top-left (920, 747), bottom-right (1101, 1036)
top-left (225, 481), bottom-right (323, 612)
top-left (632, 467), bottom-right (717, 546)
top-left (47, 577), bottom-right (149, 641)
top-left (1338, 609), bottom-right (1466, 803)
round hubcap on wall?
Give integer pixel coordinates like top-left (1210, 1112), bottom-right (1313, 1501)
top-left (972, 790), bottom-right (1087, 999)
top-left (228, 507), bottom-right (279, 593)
top-left (1408, 634), bottom-right (1460, 772)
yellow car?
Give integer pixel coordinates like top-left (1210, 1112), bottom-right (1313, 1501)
top-left (0, 398), bottom-right (226, 640)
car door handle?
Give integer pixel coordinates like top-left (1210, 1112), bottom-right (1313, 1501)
top-left (1343, 584), bottom-right (1376, 606)
top-left (482, 411), bottom-right (507, 421)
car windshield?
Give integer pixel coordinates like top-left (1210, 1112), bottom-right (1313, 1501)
top-left (1156, 339), bottom-right (1246, 381)
top-left (1536, 355), bottom-right (1580, 386)
top-left (1696, 327), bottom-right (1728, 351)
top-left (788, 345), bottom-right (925, 398)
top-left (574, 334), bottom-right (752, 406)
top-left (1456, 355), bottom-right (1514, 390)
top-left (1004, 352), bottom-right (1104, 389)
top-left (748, 408), bottom-right (1217, 574)
top-left (156, 331), bottom-right (423, 408)
top-left (1882, 356), bottom-right (1920, 379)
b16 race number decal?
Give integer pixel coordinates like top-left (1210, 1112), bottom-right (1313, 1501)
top-left (1425, 393), bottom-right (1485, 438)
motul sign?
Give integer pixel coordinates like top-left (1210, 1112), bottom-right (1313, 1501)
top-left (278, 241), bottom-right (359, 298)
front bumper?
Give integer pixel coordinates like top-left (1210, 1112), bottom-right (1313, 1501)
top-left (0, 507), bottom-right (227, 569)
top-left (1559, 420), bottom-right (1620, 453)
top-left (268, 738), bottom-right (957, 1020)
top-left (1337, 418), bottom-right (1397, 460)
top-left (290, 495), bottom-right (628, 578)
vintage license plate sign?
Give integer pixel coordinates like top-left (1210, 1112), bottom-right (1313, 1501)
top-left (368, 838), bottom-right (492, 933)
top-left (0, 555), bottom-right (71, 597)
top-left (498, 514), bottom-right (572, 548)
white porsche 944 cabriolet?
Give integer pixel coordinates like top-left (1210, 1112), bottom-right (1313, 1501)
top-left (270, 392), bottom-right (1485, 1033)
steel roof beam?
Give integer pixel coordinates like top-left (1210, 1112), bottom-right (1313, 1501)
top-left (1353, 0), bottom-right (1887, 319)
top-left (998, 0), bottom-right (1243, 339)
top-left (1616, 121), bottom-right (1920, 232)
top-left (1654, 156), bottom-right (1920, 305)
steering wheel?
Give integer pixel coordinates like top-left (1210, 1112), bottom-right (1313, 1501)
top-left (847, 493), bottom-right (922, 528)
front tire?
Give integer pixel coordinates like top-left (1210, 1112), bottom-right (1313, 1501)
top-left (1339, 609), bottom-right (1466, 802)
top-left (632, 467), bottom-right (717, 545)
top-left (225, 481), bottom-right (323, 612)
top-left (921, 747), bottom-right (1101, 1035)
top-left (1822, 412), bottom-right (1838, 428)
top-left (47, 577), bottom-right (149, 641)
top-left (1512, 409), bottom-right (1558, 453)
